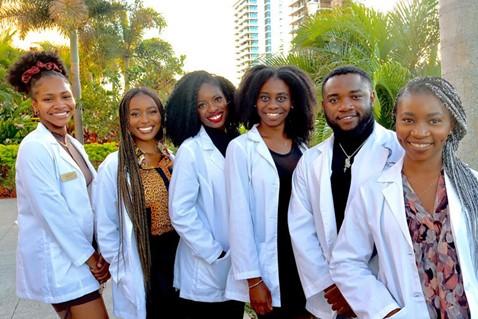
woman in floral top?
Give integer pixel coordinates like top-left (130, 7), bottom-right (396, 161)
top-left (330, 77), bottom-right (478, 318)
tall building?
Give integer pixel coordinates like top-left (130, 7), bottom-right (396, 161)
top-left (290, 0), bottom-right (336, 35)
top-left (234, 0), bottom-right (291, 81)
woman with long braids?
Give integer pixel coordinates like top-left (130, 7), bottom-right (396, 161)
top-left (9, 51), bottom-right (110, 318)
top-left (225, 65), bottom-right (316, 319)
top-left (330, 77), bottom-right (478, 318)
top-left (165, 71), bottom-right (244, 318)
top-left (93, 87), bottom-right (179, 319)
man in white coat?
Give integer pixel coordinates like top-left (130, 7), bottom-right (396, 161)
top-left (288, 66), bottom-right (404, 318)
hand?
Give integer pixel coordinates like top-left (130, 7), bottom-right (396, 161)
top-left (384, 308), bottom-right (401, 318)
top-left (86, 252), bottom-right (111, 284)
top-left (248, 277), bottom-right (273, 316)
top-left (324, 284), bottom-right (356, 317)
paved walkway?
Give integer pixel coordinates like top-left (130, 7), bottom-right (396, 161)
top-left (0, 199), bottom-right (252, 319)
top-left (0, 199), bottom-right (116, 319)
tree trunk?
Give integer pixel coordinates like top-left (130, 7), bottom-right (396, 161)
top-left (70, 29), bottom-right (84, 143)
top-left (439, 0), bottom-right (478, 169)
top-left (123, 55), bottom-right (130, 92)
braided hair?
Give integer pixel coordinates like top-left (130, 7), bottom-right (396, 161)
top-left (394, 77), bottom-right (478, 273)
top-left (117, 87), bottom-right (166, 313)
top-left (7, 51), bottom-right (68, 97)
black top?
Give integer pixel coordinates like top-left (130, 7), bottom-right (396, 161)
top-left (270, 143), bottom-right (307, 313)
top-left (330, 116), bottom-right (374, 231)
top-left (204, 126), bottom-right (238, 157)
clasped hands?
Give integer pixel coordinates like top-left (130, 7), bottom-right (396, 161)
top-left (324, 284), bottom-right (356, 317)
top-left (86, 251), bottom-right (111, 284)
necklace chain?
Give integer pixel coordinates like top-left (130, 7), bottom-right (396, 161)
top-left (338, 140), bottom-right (367, 173)
top-left (52, 133), bottom-right (69, 148)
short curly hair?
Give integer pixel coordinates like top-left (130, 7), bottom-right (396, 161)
top-left (236, 64), bottom-right (317, 144)
top-left (7, 51), bottom-right (68, 96)
top-left (165, 70), bottom-right (239, 147)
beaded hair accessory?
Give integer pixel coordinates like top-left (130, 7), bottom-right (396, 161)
top-left (21, 61), bottom-right (62, 84)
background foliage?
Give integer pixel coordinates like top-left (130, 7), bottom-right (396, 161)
top-left (0, 0), bottom-right (440, 197)
top-left (261, 0), bottom-right (439, 144)
top-left (0, 143), bottom-right (117, 198)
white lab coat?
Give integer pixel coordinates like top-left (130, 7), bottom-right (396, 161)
top-left (224, 125), bottom-right (307, 306)
top-left (169, 126), bottom-right (232, 302)
top-left (329, 158), bottom-right (478, 319)
top-left (15, 122), bottom-right (99, 304)
top-left (288, 123), bottom-right (403, 318)
top-left (92, 152), bottom-right (146, 319)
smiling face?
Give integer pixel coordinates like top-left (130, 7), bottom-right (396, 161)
top-left (197, 82), bottom-right (228, 130)
top-left (395, 93), bottom-right (453, 166)
top-left (128, 93), bottom-right (162, 144)
top-left (31, 75), bottom-right (75, 135)
top-left (256, 77), bottom-right (291, 130)
top-left (322, 73), bottom-right (374, 131)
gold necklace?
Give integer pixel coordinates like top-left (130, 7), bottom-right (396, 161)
top-left (52, 132), bottom-right (69, 148)
top-left (338, 140), bottom-right (367, 173)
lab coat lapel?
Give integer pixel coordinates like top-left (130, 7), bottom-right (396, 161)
top-left (350, 127), bottom-right (390, 197)
top-left (311, 138), bottom-right (338, 253)
top-left (248, 126), bottom-right (276, 170)
top-left (70, 137), bottom-right (97, 178)
top-left (198, 126), bottom-right (224, 171)
top-left (37, 123), bottom-right (83, 174)
top-left (380, 159), bottom-right (413, 249)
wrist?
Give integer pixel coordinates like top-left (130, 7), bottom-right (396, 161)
top-left (248, 279), bottom-right (263, 289)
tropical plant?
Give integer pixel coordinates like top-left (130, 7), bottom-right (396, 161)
top-left (261, 0), bottom-right (439, 137)
top-left (0, 0), bottom-right (120, 142)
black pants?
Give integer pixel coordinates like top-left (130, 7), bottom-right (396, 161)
top-left (179, 298), bottom-right (244, 319)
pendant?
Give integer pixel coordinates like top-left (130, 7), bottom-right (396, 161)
top-left (344, 157), bottom-right (351, 173)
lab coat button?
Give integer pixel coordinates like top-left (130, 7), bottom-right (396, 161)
top-left (413, 292), bottom-right (421, 298)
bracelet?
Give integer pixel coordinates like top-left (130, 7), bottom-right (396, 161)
top-left (248, 279), bottom-right (263, 289)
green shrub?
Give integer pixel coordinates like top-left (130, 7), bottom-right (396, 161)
top-left (0, 144), bottom-right (19, 197)
top-left (84, 142), bottom-right (118, 168)
top-left (0, 142), bottom-right (118, 198)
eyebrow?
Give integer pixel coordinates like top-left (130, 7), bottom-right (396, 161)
top-left (400, 111), bottom-right (444, 117)
top-left (326, 89), bottom-right (364, 98)
top-left (129, 105), bottom-right (158, 110)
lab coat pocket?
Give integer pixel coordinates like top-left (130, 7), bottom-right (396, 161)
top-left (118, 272), bottom-right (137, 306)
top-left (49, 240), bottom-right (73, 287)
top-left (196, 251), bottom-right (231, 291)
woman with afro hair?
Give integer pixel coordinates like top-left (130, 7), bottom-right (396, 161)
top-left (166, 71), bottom-right (244, 318)
top-left (8, 51), bottom-right (110, 318)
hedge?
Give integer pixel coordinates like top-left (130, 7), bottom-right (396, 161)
top-left (0, 142), bottom-right (117, 198)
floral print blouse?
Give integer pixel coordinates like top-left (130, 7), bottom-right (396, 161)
top-left (403, 171), bottom-right (470, 319)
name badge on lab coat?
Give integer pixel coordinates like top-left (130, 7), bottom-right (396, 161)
top-left (60, 171), bottom-right (77, 182)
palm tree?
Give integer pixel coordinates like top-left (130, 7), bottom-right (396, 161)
top-left (439, 0), bottom-right (478, 169)
top-left (0, 0), bottom-right (115, 143)
top-left (115, 0), bottom-right (166, 90)
top-left (261, 0), bottom-right (439, 142)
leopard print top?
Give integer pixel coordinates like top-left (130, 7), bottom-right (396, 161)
top-left (137, 150), bottom-right (174, 236)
